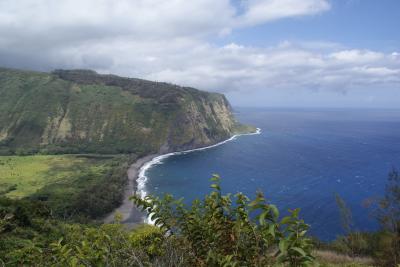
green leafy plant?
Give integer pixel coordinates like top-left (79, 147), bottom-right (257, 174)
top-left (132, 175), bottom-right (314, 266)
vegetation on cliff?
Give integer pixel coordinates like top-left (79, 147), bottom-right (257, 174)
top-left (0, 68), bottom-right (253, 156)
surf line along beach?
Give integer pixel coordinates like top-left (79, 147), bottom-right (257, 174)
top-left (104, 128), bottom-right (261, 225)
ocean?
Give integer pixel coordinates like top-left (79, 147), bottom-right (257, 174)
top-left (140, 108), bottom-right (400, 240)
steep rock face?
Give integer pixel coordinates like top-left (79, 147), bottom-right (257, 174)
top-left (0, 68), bottom-right (253, 155)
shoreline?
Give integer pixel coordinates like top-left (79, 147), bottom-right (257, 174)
top-left (102, 154), bottom-right (159, 225)
top-left (104, 128), bottom-right (261, 225)
top-left (137, 128), bottom-right (262, 200)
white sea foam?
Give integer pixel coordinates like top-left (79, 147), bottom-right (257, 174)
top-left (137, 128), bottom-right (261, 223)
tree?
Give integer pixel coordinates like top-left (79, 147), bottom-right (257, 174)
top-left (335, 193), bottom-right (353, 235)
top-left (376, 168), bottom-right (400, 266)
top-left (334, 194), bottom-right (368, 257)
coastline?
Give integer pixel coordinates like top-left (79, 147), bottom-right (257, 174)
top-left (103, 154), bottom-right (159, 225)
top-left (137, 128), bottom-right (262, 200)
top-left (104, 128), bottom-right (261, 225)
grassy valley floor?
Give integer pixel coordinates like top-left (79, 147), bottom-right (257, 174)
top-left (0, 154), bottom-right (135, 220)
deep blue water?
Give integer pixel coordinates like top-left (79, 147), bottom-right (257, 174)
top-left (145, 108), bottom-right (400, 240)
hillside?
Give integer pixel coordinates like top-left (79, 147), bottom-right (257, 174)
top-left (0, 68), bottom-right (253, 155)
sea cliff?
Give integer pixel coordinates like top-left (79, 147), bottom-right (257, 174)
top-left (0, 68), bottom-right (254, 156)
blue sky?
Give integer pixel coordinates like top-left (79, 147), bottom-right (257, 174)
top-left (224, 0), bottom-right (400, 107)
top-left (225, 0), bottom-right (399, 51)
top-left (0, 0), bottom-right (399, 108)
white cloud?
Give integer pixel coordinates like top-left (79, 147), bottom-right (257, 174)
top-left (352, 67), bottom-right (399, 76)
top-left (329, 50), bottom-right (385, 63)
top-left (130, 41), bottom-right (400, 93)
top-left (0, 0), bottom-right (399, 103)
top-left (0, 0), bottom-right (235, 44)
top-left (237, 0), bottom-right (331, 26)
top-left (0, 0), bottom-right (330, 42)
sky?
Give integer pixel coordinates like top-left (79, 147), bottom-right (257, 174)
top-left (0, 0), bottom-right (399, 108)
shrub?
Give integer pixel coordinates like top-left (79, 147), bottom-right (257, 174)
top-left (129, 224), bottom-right (165, 257)
top-left (132, 175), bottom-right (314, 266)
top-left (1, 175), bottom-right (314, 266)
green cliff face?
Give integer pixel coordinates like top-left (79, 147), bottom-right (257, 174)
top-left (0, 68), bottom-right (253, 155)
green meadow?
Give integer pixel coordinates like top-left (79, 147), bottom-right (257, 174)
top-left (0, 154), bottom-right (134, 219)
top-left (0, 155), bottom-right (107, 198)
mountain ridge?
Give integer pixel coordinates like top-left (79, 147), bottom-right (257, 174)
top-left (0, 67), bottom-right (254, 156)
